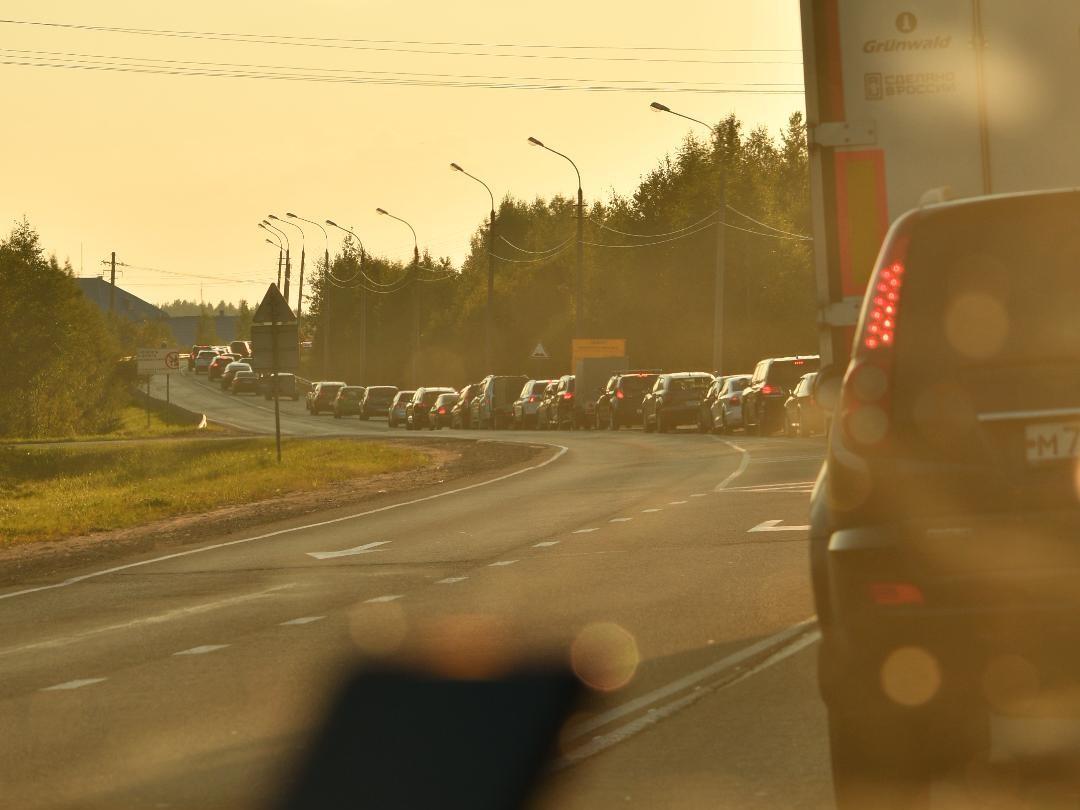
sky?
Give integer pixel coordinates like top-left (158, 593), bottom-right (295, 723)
top-left (2, 1), bottom-right (805, 307)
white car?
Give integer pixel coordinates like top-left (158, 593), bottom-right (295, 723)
top-left (194, 349), bottom-right (220, 374)
top-left (712, 374), bottom-right (752, 433)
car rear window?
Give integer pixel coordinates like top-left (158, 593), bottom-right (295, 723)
top-left (367, 387), bottom-right (395, 397)
top-left (728, 378), bottom-right (751, 392)
top-left (671, 377), bottom-right (711, 393)
top-left (619, 375), bottom-right (656, 393)
top-left (529, 382), bottom-right (548, 396)
top-left (765, 360), bottom-right (819, 390)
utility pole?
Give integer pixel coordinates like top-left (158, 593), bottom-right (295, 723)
top-left (109, 251), bottom-right (116, 314)
top-left (322, 248), bottom-right (330, 377)
top-left (412, 245), bottom-right (420, 388)
top-left (359, 249), bottom-right (368, 383)
top-left (487, 208), bottom-right (496, 371)
top-left (283, 248), bottom-right (291, 302)
top-left (576, 186), bottom-right (584, 336)
top-left (713, 172), bottom-right (727, 374)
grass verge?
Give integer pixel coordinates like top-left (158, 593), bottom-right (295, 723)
top-left (3, 405), bottom-right (225, 444)
top-left (0, 438), bottom-right (428, 547)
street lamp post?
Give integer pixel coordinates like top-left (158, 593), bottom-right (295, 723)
top-left (450, 162), bottom-right (497, 372)
top-left (269, 214), bottom-right (302, 303)
top-left (287, 214), bottom-right (331, 375)
top-left (376, 207), bottom-right (421, 388)
top-left (651, 101), bottom-right (727, 374)
top-left (528, 136), bottom-right (584, 338)
top-left (261, 220), bottom-right (290, 293)
top-left (326, 220), bottom-right (368, 384)
top-left (259, 224), bottom-right (284, 289)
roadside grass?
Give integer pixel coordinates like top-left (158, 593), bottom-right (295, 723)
top-left (0, 438), bottom-right (429, 547)
top-left (3, 405), bottom-right (225, 444)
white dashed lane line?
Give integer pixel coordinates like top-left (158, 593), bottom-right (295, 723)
top-left (573, 528), bottom-right (599, 534)
top-left (534, 541), bottom-right (560, 548)
top-left (489, 560), bottom-right (519, 567)
top-left (690, 493), bottom-right (708, 498)
top-left (365, 595), bottom-right (404, 604)
top-left (609, 517), bottom-right (633, 523)
top-left (41, 678), bottom-right (107, 692)
top-left (668, 500), bottom-right (687, 505)
top-left (641, 508), bottom-right (662, 513)
top-left (436, 577), bottom-right (468, 585)
top-left (174, 645), bottom-right (229, 656)
top-left (280, 616), bottom-right (325, 626)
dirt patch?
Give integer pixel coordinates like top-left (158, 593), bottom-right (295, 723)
top-left (0, 438), bottom-right (545, 587)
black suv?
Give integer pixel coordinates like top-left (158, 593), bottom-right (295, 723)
top-left (812, 190), bottom-right (1080, 806)
top-left (641, 373), bottom-right (713, 433)
top-left (742, 355), bottom-right (819, 435)
top-left (596, 371), bottom-right (659, 430)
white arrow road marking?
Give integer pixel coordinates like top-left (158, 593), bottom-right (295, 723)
top-left (41, 678), bottom-right (107, 692)
top-left (307, 541), bottom-right (390, 560)
top-left (174, 644), bottom-right (229, 656)
top-left (748, 520), bottom-right (810, 533)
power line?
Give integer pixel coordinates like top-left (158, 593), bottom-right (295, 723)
top-left (590, 209), bottom-right (719, 238)
top-left (583, 219), bottom-right (716, 248)
top-left (725, 203), bottom-right (811, 240)
top-left (498, 233), bottom-right (575, 254)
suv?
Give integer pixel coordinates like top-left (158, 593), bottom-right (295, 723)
top-left (333, 386), bottom-right (366, 418)
top-left (596, 371), bottom-right (659, 430)
top-left (470, 375), bottom-right (529, 430)
top-left (641, 373), bottom-right (713, 433)
top-left (307, 381), bottom-right (346, 415)
top-left (262, 372), bottom-right (299, 401)
top-left (451, 383), bottom-right (480, 429)
top-left (543, 375), bottom-right (579, 430)
top-left (406, 387), bottom-right (456, 430)
top-left (812, 190), bottom-right (1080, 804)
top-left (742, 355), bottom-right (820, 435)
top-left (359, 386), bottom-right (398, 420)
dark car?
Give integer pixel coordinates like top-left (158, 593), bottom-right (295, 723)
top-left (541, 375), bottom-right (579, 430)
top-left (534, 381), bottom-right (561, 431)
top-left (641, 373), bottom-right (713, 433)
top-left (596, 371), bottom-right (660, 430)
top-left (810, 190), bottom-right (1080, 804)
top-left (229, 340), bottom-right (252, 358)
top-left (219, 359), bottom-right (249, 389)
top-left (261, 372), bottom-right (299, 401)
top-left (208, 353), bottom-right (239, 382)
top-left (450, 384), bottom-right (480, 429)
top-left (229, 370), bottom-right (259, 395)
top-left (512, 380), bottom-right (553, 430)
top-left (333, 386), bottom-right (366, 418)
top-left (430, 393), bottom-right (459, 430)
top-left (388, 390), bottom-right (415, 428)
top-left (742, 355), bottom-right (820, 436)
top-left (469, 375), bottom-right (529, 430)
top-left (406, 387), bottom-right (456, 430)
top-left (782, 372), bottom-right (823, 437)
top-left (308, 381), bottom-right (346, 415)
top-left (359, 386), bottom-right (397, 420)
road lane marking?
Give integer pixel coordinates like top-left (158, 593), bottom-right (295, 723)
top-left (668, 500), bottom-right (687, 505)
top-left (489, 560), bottom-right (519, 567)
top-left (748, 520), bottom-right (810, 533)
top-left (752, 455), bottom-right (822, 464)
top-left (0, 585), bottom-right (294, 660)
top-left (533, 541), bottom-right (560, 548)
top-left (365, 595), bottom-right (403, 603)
top-left (724, 481), bottom-right (816, 492)
top-left (174, 644), bottom-right (229, 656)
top-left (281, 616), bottom-right (325, 626)
top-left (436, 577), bottom-right (468, 584)
top-left (641, 508), bottom-right (662, 513)
top-left (573, 528), bottom-right (598, 534)
top-left (555, 626), bottom-right (820, 770)
top-left (714, 440), bottom-right (750, 491)
top-left (609, 517), bottom-right (633, 523)
top-left (307, 541), bottom-right (390, 560)
top-left (0, 445), bottom-right (570, 603)
top-left (41, 678), bottom-right (107, 692)
top-left (689, 493), bottom-right (708, 498)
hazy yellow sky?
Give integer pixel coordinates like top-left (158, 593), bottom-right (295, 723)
top-left (3, 1), bottom-right (804, 306)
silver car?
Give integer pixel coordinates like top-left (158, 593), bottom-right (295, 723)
top-left (712, 374), bottom-right (752, 433)
top-left (512, 379), bottom-right (553, 429)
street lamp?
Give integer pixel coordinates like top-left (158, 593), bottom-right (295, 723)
top-left (528, 136), bottom-right (584, 337)
top-left (287, 213), bottom-right (331, 375)
top-left (375, 207), bottom-right (421, 387)
top-left (258, 223), bottom-right (285, 289)
top-left (269, 214), bottom-right (301, 303)
top-left (450, 162), bottom-right (497, 372)
top-left (326, 219), bottom-right (368, 383)
top-left (651, 100), bottom-right (727, 374)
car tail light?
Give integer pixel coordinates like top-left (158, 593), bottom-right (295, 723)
top-left (761, 384), bottom-right (778, 395)
top-left (528, 395), bottom-right (537, 403)
top-left (438, 407), bottom-right (447, 415)
top-left (841, 230), bottom-right (911, 449)
top-left (868, 582), bottom-right (924, 606)
top-left (615, 390), bottom-right (624, 399)
top-left (727, 395), bottom-right (740, 405)
top-left (563, 392), bottom-right (574, 400)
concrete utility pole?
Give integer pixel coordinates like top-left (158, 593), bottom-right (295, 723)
top-left (109, 251), bottom-right (116, 314)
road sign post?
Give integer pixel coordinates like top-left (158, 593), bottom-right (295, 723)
top-left (137, 348), bottom-right (181, 430)
top-left (252, 285), bottom-right (298, 463)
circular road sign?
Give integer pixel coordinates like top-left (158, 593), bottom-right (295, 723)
top-left (165, 351), bottom-right (180, 370)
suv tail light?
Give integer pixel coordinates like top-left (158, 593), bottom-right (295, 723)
top-left (562, 392), bottom-right (574, 400)
top-left (841, 231), bottom-right (911, 449)
top-left (727, 394), bottom-right (741, 405)
top-left (615, 390), bottom-right (624, 399)
top-left (438, 406), bottom-right (447, 415)
top-left (761, 384), bottom-right (779, 395)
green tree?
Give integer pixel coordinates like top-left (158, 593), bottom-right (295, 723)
top-left (195, 305), bottom-right (219, 344)
top-left (236, 299), bottom-right (253, 340)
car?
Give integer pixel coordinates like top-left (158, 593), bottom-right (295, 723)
top-left (596, 371), bottom-right (660, 430)
top-left (741, 355), bottom-right (821, 436)
top-left (261, 372), bottom-right (299, 401)
top-left (406, 387), bottom-right (456, 430)
top-left (543, 375), bottom-right (582, 430)
top-left (708, 374), bottom-right (752, 434)
top-left (450, 383), bottom-right (481, 429)
top-left (641, 373), bottom-right (714, 433)
top-left (193, 349), bottom-right (221, 374)
top-left (229, 370), bottom-right (259, 395)
top-left (209, 354), bottom-right (239, 382)
top-left (219, 359), bottom-right (249, 389)
top-left (430, 392), bottom-right (459, 430)
top-left (534, 381), bottom-right (561, 431)
top-left (387, 391), bottom-right (414, 428)
top-left (333, 386), bottom-right (366, 418)
top-left (188, 344), bottom-right (212, 371)
top-left (810, 190), bottom-right (1080, 802)
top-left (782, 372), bottom-right (823, 437)
top-left (308, 381), bottom-right (346, 415)
top-left (229, 339), bottom-right (252, 358)
top-left (358, 386), bottom-right (398, 420)
top-left (512, 380), bottom-right (553, 430)
top-left (469, 375), bottom-right (529, 430)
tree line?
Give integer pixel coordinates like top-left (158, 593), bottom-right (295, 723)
top-left (307, 113), bottom-right (816, 386)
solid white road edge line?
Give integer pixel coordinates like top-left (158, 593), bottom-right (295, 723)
top-left (714, 440), bottom-right (750, 491)
top-left (554, 628), bottom-right (821, 771)
top-left (41, 678), bottom-right (107, 692)
top-left (563, 617), bottom-right (817, 743)
top-left (0, 444), bottom-right (570, 603)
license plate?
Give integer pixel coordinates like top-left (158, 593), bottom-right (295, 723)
top-left (1025, 421), bottom-right (1080, 463)
top-left (686, 400), bottom-right (700, 408)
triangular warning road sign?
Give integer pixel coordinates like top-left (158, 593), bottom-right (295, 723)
top-left (530, 342), bottom-right (549, 360)
top-left (253, 284), bottom-right (296, 324)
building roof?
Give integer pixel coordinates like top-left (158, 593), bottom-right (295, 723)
top-left (76, 277), bottom-right (169, 321)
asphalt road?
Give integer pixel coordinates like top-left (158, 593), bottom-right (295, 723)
top-left (1, 371), bottom-right (831, 809)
